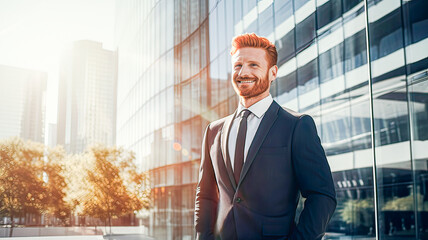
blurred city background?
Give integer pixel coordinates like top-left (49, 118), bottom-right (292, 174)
top-left (0, 0), bottom-right (427, 239)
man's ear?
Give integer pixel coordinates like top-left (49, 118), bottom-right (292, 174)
top-left (270, 65), bottom-right (278, 82)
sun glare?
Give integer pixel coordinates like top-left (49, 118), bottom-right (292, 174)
top-left (0, 0), bottom-right (115, 125)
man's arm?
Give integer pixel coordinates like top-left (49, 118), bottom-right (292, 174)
top-left (289, 115), bottom-right (337, 240)
top-left (194, 124), bottom-right (219, 240)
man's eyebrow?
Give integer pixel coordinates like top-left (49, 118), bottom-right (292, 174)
top-left (247, 60), bottom-right (261, 65)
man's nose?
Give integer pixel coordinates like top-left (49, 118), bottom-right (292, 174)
top-left (238, 65), bottom-right (250, 77)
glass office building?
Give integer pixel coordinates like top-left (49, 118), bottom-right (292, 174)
top-left (0, 65), bottom-right (47, 143)
top-left (57, 41), bottom-right (118, 154)
top-left (115, 0), bottom-right (428, 239)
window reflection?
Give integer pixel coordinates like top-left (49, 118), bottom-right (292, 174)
top-left (319, 43), bottom-right (344, 83)
top-left (294, 0), bottom-right (310, 11)
top-left (367, 0), bottom-right (428, 238)
top-left (369, 9), bottom-right (403, 62)
top-left (343, 0), bottom-right (363, 13)
top-left (276, 71), bottom-right (297, 109)
top-left (297, 59), bottom-right (318, 94)
top-left (344, 30), bottom-right (367, 72)
top-left (276, 31), bottom-right (295, 64)
top-left (190, 34), bottom-right (200, 77)
top-left (259, 7), bottom-right (274, 38)
top-left (180, 0), bottom-right (189, 40)
top-left (242, 0), bottom-right (256, 16)
top-left (317, 0), bottom-right (342, 30)
top-left (408, 79), bottom-right (428, 239)
top-left (296, 13), bottom-right (316, 50)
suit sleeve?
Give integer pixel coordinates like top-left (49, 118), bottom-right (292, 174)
top-left (194, 124), bottom-right (219, 240)
top-left (289, 115), bottom-right (337, 240)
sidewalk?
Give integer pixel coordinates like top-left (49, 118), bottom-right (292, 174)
top-left (3, 235), bottom-right (154, 240)
top-left (2, 236), bottom-right (103, 240)
top-left (0, 226), bottom-right (151, 239)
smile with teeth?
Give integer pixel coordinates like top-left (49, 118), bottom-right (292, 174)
top-left (238, 80), bottom-right (255, 83)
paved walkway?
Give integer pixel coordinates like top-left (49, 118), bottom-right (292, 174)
top-left (103, 234), bottom-right (155, 240)
top-left (1, 235), bottom-right (154, 240)
top-left (3, 236), bottom-right (103, 240)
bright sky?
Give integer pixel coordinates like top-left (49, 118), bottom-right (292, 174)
top-left (0, 0), bottom-right (115, 130)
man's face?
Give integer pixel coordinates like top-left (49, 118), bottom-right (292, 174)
top-left (231, 47), bottom-right (276, 100)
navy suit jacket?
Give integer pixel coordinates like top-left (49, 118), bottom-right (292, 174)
top-left (194, 101), bottom-right (336, 240)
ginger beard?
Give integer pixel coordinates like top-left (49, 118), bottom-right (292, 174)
top-left (232, 70), bottom-right (271, 100)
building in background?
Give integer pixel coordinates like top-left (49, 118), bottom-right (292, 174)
top-left (115, 0), bottom-right (428, 239)
top-left (0, 64), bottom-right (47, 143)
top-left (57, 40), bottom-right (118, 153)
top-left (47, 123), bottom-right (57, 148)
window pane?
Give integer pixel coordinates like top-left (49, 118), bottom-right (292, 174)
top-left (317, 0), bottom-right (342, 30)
top-left (319, 43), bottom-right (344, 83)
top-left (296, 13), bottom-right (316, 50)
top-left (276, 30), bottom-right (295, 64)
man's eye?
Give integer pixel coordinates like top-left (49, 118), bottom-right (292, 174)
top-left (251, 63), bottom-right (258, 67)
top-left (234, 65), bottom-right (242, 69)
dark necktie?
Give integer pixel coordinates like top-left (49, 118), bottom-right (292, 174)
top-left (234, 109), bottom-right (251, 184)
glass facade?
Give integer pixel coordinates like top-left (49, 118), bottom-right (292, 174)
top-left (0, 65), bottom-right (47, 143)
top-left (115, 0), bottom-right (428, 239)
top-left (366, 0), bottom-right (428, 238)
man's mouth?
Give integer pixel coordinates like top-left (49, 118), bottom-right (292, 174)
top-left (237, 79), bottom-right (256, 83)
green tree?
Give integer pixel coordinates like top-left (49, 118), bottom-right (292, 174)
top-left (339, 198), bottom-right (374, 228)
top-left (382, 192), bottom-right (428, 211)
top-left (81, 145), bottom-right (150, 234)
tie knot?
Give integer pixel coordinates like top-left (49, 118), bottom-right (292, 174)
top-left (240, 109), bottom-right (251, 119)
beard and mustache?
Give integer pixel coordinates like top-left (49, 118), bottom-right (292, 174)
top-left (232, 71), bottom-right (271, 99)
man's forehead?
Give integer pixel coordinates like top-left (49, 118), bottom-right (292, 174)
top-left (231, 47), bottom-right (267, 62)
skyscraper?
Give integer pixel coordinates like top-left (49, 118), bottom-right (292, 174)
top-left (0, 64), bottom-right (47, 143)
top-left (57, 40), bottom-right (118, 153)
top-left (115, 0), bottom-right (428, 239)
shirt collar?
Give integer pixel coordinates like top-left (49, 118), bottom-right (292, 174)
top-left (237, 94), bottom-right (273, 119)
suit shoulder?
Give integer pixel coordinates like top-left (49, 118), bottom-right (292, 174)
top-left (277, 105), bottom-right (318, 133)
top-left (207, 115), bottom-right (231, 132)
top-left (278, 104), bottom-right (307, 120)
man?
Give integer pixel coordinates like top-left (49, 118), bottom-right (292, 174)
top-left (194, 33), bottom-right (336, 240)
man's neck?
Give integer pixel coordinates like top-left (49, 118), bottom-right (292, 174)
top-left (239, 92), bottom-right (270, 108)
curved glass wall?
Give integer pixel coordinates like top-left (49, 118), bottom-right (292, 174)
top-left (115, 0), bottom-right (428, 239)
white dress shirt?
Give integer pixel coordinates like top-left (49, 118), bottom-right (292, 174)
top-left (228, 94), bottom-right (273, 170)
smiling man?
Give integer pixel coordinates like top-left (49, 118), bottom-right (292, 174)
top-left (194, 33), bottom-right (336, 240)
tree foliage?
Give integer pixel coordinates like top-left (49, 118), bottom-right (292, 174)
top-left (0, 137), bottom-right (150, 235)
top-left (79, 145), bottom-right (150, 227)
top-left (339, 198), bottom-right (374, 226)
top-left (62, 152), bottom-right (93, 217)
top-left (382, 192), bottom-right (428, 211)
top-left (0, 138), bottom-right (46, 219)
top-left (44, 146), bottom-right (72, 224)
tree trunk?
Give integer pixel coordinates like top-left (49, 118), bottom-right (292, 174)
top-left (9, 214), bottom-right (14, 237)
top-left (109, 215), bottom-right (112, 235)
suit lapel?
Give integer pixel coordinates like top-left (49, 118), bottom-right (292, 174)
top-left (221, 110), bottom-right (237, 190)
top-left (238, 101), bottom-right (280, 185)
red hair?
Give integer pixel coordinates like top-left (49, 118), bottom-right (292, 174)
top-left (230, 33), bottom-right (278, 67)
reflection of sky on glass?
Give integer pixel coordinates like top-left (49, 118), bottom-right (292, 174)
top-left (0, 0), bottom-right (115, 126)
